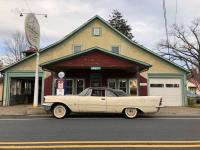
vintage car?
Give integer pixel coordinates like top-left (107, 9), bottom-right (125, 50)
top-left (42, 87), bottom-right (162, 119)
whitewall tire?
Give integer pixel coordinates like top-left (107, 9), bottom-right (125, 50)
top-left (124, 108), bottom-right (138, 119)
top-left (53, 104), bottom-right (67, 119)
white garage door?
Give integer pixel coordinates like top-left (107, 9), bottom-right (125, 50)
top-left (149, 78), bottom-right (182, 106)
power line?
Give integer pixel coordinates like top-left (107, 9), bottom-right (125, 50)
top-left (162, 0), bottom-right (170, 60)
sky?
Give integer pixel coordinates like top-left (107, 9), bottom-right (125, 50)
top-left (0, 0), bottom-right (200, 56)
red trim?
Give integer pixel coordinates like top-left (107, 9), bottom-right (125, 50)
top-left (51, 51), bottom-right (137, 69)
top-left (139, 75), bottom-right (147, 96)
top-left (44, 74), bottom-right (53, 96)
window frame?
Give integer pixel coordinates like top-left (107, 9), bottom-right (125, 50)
top-left (118, 79), bottom-right (128, 94)
top-left (150, 84), bottom-right (164, 88)
top-left (65, 79), bottom-right (74, 95)
top-left (76, 79), bottom-right (85, 94)
top-left (92, 27), bottom-right (101, 36)
top-left (107, 79), bottom-right (117, 89)
top-left (111, 45), bottom-right (120, 54)
top-left (73, 44), bottom-right (82, 53)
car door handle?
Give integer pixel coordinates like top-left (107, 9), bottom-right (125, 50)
top-left (101, 98), bottom-right (105, 100)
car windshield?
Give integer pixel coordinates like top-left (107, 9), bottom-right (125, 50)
top-left (79, 88), bottom-right (90, 96)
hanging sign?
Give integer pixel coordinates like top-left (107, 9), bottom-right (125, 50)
top-left (25, 13), bottom-right (40, 49)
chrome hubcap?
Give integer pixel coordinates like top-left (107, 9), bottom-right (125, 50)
top-left (54, 105), bottom-right (66, 118)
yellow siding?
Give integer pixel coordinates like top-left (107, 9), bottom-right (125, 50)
top-left (8, 19), bottom-right (184, 75)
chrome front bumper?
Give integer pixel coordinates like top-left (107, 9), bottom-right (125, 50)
top-left (42, 103), bottom-right (53, 111)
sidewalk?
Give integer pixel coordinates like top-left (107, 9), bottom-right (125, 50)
top-left (0, 105), bottom-right (199, 117)
top-left (0, 105), bottom-right (50, 117)
top-left (146, 106), bottom-right (200, 117)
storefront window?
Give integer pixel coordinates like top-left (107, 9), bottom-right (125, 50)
top-left (25, 82), bottom-right (32, 95)
top-left (76, 79), bottom-right (84, 94)
top-left (16, 80), bottom-right (21, 95)
top-left (10, 79), bottom-right (17, 96)
top-left (66, 79), bottom-right (73, 94)
top-left (108, 79), bottom-right (116, 89)
top-left (119, 79), bottom-right (127, 93)
top-left (129, 79), bottom-right (137, 96)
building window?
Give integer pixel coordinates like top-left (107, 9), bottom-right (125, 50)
top-left (119, 79), bottom-right (127, 93)
top-left (129, 79), bottom-right (137, 96)
top-left (73, 45), bottom-right (81, 53)
top-left (150, 84), bottom-right (164, 88)
top-left (16, 80), bottom-right (21, 95)
top-left (66, 79), bottom-right (74, 94)
top-left (108, 79), bottom-right (116, 89)
top-left (92, 27), bottom-right (101, 36)
top-left (166, 84), bottom-right (180, 88)
top-left (76, 79), bottom-right (84, 94)
top-left (112, 46), bottom-right (120, 54)
top-left (24, 81), bottom-right (32, 95)
top-left (10, 79), bottom-right (17, 96)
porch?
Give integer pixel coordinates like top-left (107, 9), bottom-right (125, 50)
top-left (41, 47), bottom-right (151, 96)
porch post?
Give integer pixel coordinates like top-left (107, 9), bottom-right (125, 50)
top-left (2, 72), bottom-right (9, 106)
top-left (137, 66), bottom-right (140, 96)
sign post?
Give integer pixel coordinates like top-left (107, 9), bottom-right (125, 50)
top-left (25, 13), bottom-right (40, 107)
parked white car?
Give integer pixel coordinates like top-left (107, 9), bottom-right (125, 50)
top-left (42, 87), bottom-right (162, 119)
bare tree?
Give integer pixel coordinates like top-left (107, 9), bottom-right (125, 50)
top-left (3, 31), bottom-right (29, 65)
top-left (158, 18), bottom-right (200, 71)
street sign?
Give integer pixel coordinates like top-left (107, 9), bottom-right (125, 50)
top-left (25, 13), bottom-right (40, 49)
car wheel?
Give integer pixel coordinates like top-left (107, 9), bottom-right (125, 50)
top-left (53, 104), bottom-right (67, 119)
top-left (124, 108), bottom-right (138, 119)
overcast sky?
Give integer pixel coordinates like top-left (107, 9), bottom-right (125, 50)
top-left (0, 0), bottom-right (200, 56)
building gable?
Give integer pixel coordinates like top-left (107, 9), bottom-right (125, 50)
top-left (0, 15), bottom-right (188, 74)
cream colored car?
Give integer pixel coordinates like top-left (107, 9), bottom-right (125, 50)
top-left (42, 87), bottom-right (162, 119)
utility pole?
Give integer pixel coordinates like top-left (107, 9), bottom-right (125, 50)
top-left (20, 12), bottom-right (47, 107)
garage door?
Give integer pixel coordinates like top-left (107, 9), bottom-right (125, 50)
top-left (149, 78), bottom-right (182, 106)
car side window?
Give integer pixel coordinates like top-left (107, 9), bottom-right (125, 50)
top-left (91, 89), bottom-right (105, 97)
top-left (106, 90), bottom-right (116, 97)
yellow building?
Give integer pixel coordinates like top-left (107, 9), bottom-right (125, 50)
top-left (0, 15), bottom-right (189, 106)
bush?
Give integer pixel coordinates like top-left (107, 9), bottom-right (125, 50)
top-left (188, 97), bottom-right (200, 107)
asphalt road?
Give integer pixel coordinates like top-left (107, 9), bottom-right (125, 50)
top-left (0, 116), bottom-right (200, 149)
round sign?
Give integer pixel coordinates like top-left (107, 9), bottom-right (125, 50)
top-left (25, 13), bottom-right (40, 49)
top-left (58, 72), bottom-right (65, 79)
